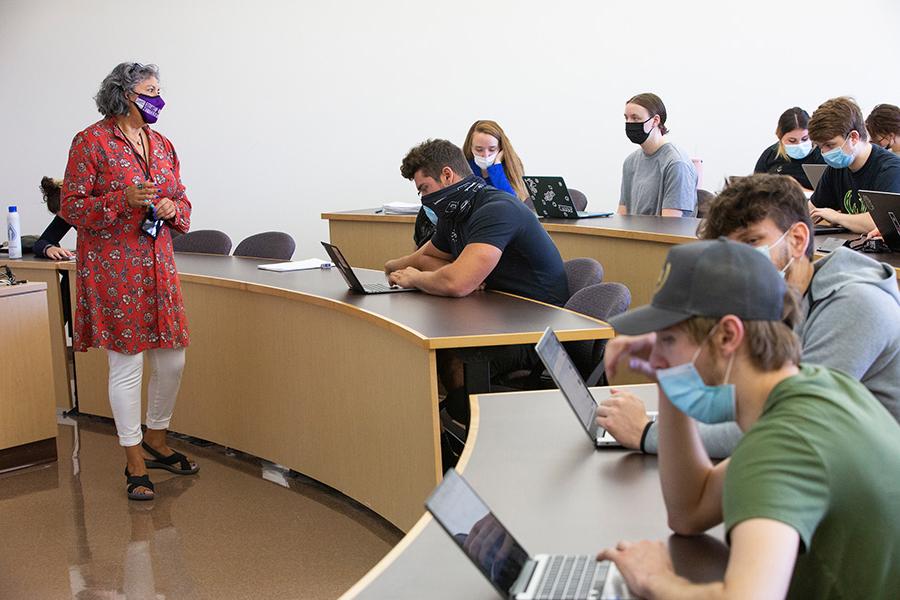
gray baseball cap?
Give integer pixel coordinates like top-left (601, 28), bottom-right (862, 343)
top-left (608, 238), bottom-right (787, 335)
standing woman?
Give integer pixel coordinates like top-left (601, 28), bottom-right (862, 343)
top-left (866, 104), bottom-right (900, 154)
top-left (754, 107), bottom-right (825, 191)
top-left (61, 62), bottom-right (198, 501)
top-left (619, 93), bottom-right (697, 217)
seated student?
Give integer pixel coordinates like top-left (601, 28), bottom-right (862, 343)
top-left (619, 93), bottom-right (697, 217)
top-left (754, 107), bottom-right (825, 191)
top-left (597, 174), bottom-right (900, 457)
top-left (596, 239), bottom-right (900, 600)
top-left (34, 177), bottom-right (75, 260)
top-left (808, 96), bottom-right (900, 233)
top-left (386, 139), bottom-right (568, 430)
top-left (866, 103), bottom-right (900, 154)
top-left (413, 120), bottom-right (527, 248)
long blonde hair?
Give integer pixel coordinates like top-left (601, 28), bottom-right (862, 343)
top-left (463, 120), bottom-right (527, 200)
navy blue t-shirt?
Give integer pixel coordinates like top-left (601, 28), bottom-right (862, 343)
top-left (754, 143), bottom-right (825, 190)
top-left (430, 186), bottom-right (569, 306)
top-left (811, 144), bottom-right (900, 214)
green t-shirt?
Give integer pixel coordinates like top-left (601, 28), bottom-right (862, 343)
top-left (724, 364), bottom-right (900, 599)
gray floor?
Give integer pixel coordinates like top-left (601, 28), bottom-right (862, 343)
top-left (0, 415), bottom-right (402, 599)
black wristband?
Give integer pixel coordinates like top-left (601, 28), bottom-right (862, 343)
top-left (639, 420), bottom-right (654, 454)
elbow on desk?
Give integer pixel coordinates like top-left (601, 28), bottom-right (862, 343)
top-left (667, 514), bottom-right (712, 537)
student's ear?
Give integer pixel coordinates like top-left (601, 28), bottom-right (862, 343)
top-left (716, 315), bottom-right (745, 357)
top-left (788, 222), bottom-right (810, 259)
top-left (441, 166), bottom-right (454, 185)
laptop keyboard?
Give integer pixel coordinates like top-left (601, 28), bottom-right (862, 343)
top-left (537, 555), bottom-right (608, 599)
top-left (363, 282), bottom-right (398, 293)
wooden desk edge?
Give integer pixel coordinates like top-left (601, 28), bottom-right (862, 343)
top-left (541, 222), bottom-right (697, 244)
top-left (339, 397), bottom-right (482, 599)
top-left (0, 281), bottom-right (48, 297)
top-left (322, 211), bottom-right (417, 224)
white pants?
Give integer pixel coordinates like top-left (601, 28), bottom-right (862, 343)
top-left (106, 348), bottom-right (186, 447)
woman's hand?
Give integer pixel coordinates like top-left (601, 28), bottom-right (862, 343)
top-left (45, 246), bottom-right (75, 260)
top-left (125, 181), bottom-right (158, 209)
top-left (154, 197), bottom-right (177, 220)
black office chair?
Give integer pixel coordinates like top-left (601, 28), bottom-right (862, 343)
top-left (233, 232), bottom-right (296, 261)
top-left (564, 258), bottom-right (604, 299)
top-left (568, 188), bottom-right (589, 212)
top-left (172, 229), bottom-right (233, 255)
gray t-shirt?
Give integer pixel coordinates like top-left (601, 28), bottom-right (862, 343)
top-left (620, 142), bottom-right (698, 216)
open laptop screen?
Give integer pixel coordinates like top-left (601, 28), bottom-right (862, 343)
top-left (535, 327), bottom-right (603, 442)
top-left (426, 469), bottom-right (530, 597)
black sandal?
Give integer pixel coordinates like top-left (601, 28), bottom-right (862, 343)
top-left (125, 466), bottom-right (155, 501)
top-left (142, 441), bottom-right (200, 475)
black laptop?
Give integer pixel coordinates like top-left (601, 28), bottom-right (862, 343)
top-left (860, 190), bottom-right (900, 251)
top-left (321, 242), bottom-right (416, 294)
top-left (426, 469), bottom-right (632, 599)
top-left (523, 176), bottom-right (612, 219)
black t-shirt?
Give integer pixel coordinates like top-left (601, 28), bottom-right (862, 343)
top-left (430, 186), bottom-right (569, 306)
top-left (754, 143), bottom-right (825, 190)
top-left (811, 144), bottom-right (900, 213)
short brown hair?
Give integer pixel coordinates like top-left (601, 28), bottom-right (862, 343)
top-left (865, 104), bottom-right (900, 140)
top-left (400, 139), bottom-right (472, 181)
top-left (698, 174), bottom-right (815, 259)
top-left (808, 96), bottom-right (868, 143)
top-left (627, 93), bottom-right (669, 135)
top-left (678, 289), bottom-right (802, 372)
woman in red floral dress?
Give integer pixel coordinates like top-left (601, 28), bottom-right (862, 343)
top-left (61, 62), bottom-right (198, 500)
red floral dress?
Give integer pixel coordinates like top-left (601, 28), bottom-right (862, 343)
top-left (61, 117), bottom-right (191, 354)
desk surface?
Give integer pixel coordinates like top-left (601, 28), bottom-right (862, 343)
top-left (346, 384), bottom-right (728, 599)
top-left (164, 253), bottom-right (612, 349)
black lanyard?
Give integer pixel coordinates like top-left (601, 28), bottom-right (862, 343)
top-left (117, 125), bottom-right (152, 180)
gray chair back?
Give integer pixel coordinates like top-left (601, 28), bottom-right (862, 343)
top-left (568, 188), bottom-right (588, 211)
top-left (696, 189), bottom-right (715, 219)
top-left (233, 232), bottom-right (296, 261)
top-left (564, 282), bottom-right (632, 385)
top-left (172, 229), bottom-right (232, 255)
top-left (564, 258), bottom-right (604, 299)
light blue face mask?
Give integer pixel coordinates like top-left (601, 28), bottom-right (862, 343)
top-left (821, 135), bottom-right (854, 169)
top-left (656, 331), bottom-right (736, 424)
top-left (423, 205), bottom-right (438, 224)
top-left (784, 140), bottom-right (812, 160)
top-left (754, 228), bottom-right (793, 278)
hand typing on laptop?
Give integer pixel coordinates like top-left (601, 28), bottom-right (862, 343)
top-left (595, 391), bottom-right (652, 450)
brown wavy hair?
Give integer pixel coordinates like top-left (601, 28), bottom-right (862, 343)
top-left (462, 120), bottom-right (527, 200)
top-left (40, 176), bottom-right (63, 214)
top-left (627, 93), bottom-right (669, 135)
top-left (865, 104), bottom-right (900, 145)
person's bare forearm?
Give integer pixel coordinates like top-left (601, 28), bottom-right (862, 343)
top-left (657, 391), bottom-right (723, 534)
top-left (646, 573), bottom-right (725, 600)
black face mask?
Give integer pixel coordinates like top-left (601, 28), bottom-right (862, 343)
top-left (625, 117), bottom-right (654, 145)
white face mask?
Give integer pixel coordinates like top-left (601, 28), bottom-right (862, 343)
top-left (754, 228), bottom-right (794, 277)
top-left (473, 152), bottom-right (498, 170)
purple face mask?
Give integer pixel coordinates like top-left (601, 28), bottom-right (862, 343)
top-left (133, 94), bottom-right (165, 124)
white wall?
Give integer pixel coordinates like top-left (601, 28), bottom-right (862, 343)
top-left (2, 0), bottom-right (899, 258)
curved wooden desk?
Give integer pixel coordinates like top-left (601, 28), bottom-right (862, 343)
top-left (343, 385), bottom-right (728, 598)
top-left (65, 253), bottom-right (612, 531)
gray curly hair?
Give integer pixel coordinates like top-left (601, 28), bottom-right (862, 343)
top-left (94, 62), bottom-right (160, 117)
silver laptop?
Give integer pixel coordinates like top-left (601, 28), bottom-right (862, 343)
top-left (523, 176), bottom-right (612, 219)
top-left (535, 327), bottom-right (655, 448)
top-left (802, 164), bottom-right (827, 190)
top-left (426, 469), bottom-right (632, 600)
top-left (321, 242), bottom-right (416, 294)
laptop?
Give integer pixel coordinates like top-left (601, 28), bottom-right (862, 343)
top-left (523, 176), bottom-right (612, 219)
top-left (802, 164), bottom-right (827, 191)
top-left (534, 327), bottom-right (656, 448)
top-left (426, 469), bottom-right (632, 600)
top-left (320, 242), bottom-right (417, 294)
top-left (860, 190), bottom-right (900, 251)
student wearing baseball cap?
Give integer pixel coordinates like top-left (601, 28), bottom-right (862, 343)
top-left (595, 239), bottom-right (900, 600)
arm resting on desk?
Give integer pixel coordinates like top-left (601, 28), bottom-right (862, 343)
top-left (388, 242), bottom-right (501, 297)
top-left (384, 240), bottom-right (452, 274)
top-left (600, 519), bottom-right (798, 600)
top-left (808, 207), bottom-right (876, 234)
top-left (657, 389), bottom-right (728, 536)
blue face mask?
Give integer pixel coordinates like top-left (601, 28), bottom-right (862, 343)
top-left (753, 228), bottom-right (793, 279)
top-left (656, 333), bottom-right (736, 424)
top-left (784, 140), bottom-right (812, 160)
top-left (821, 135), bottom-right (854, 169)
top-left (423, 205), bottom-right (438, 224)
